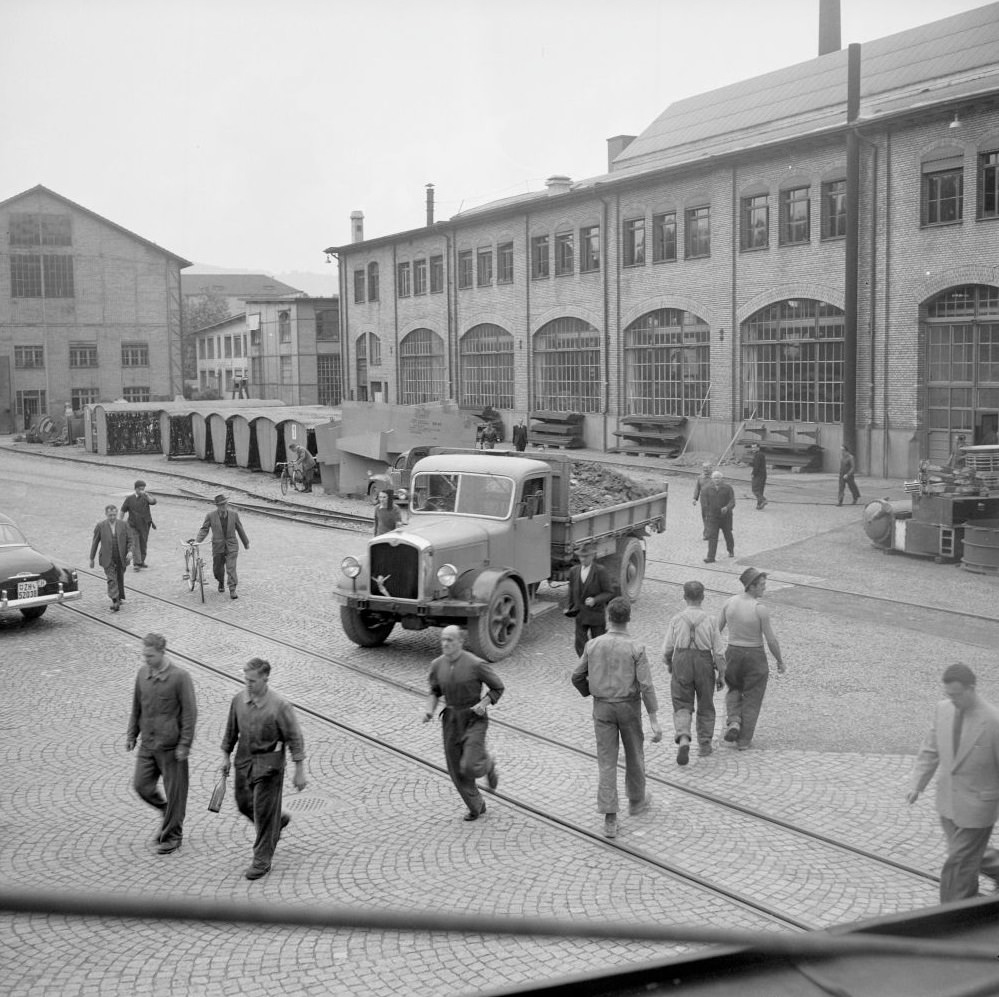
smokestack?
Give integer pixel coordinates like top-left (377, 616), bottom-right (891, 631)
top-left (350, 210), bottom-right (364, 243)
top-left (606, 134), bottom-right (636, 171)
top-left (426, 183), bottom-right (435, 226)
top-left (818, 0), bottom-right (841, 55)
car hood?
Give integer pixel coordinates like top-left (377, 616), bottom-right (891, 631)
top-left (0, 545), bottom-right (61, 577)
top-left (395, 517), bottom-right (501, 548)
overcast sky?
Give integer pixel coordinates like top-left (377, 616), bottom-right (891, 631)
top-left (2, 0), bottom-right (991, 288)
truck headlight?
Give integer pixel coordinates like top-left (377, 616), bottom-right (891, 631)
top-left (341, 556), bottom-right (361, 579)
top-left (436, 563), bottom-right (458, 587)
top-left (396, 488), bottom-right (408, 503)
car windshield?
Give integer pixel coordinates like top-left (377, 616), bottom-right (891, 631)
top-left (410, 472), bottom-right (513, 519)
top-left (0, 523), bottom-right (28, 545)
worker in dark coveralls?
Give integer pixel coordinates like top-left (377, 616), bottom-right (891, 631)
top-left (564, 543), bottom-right (616, 656)
top-left (90, 503), bottom-right (132, 611)
top-left (837, 446), bottom-right (861, 506)
top-left (220, 657), bottom-right (307, 880)
top-left (749, 444), bottom-right (768, 509)
top-left (703, 470), bottom-right (735, 563)
top-left (424, 626), bottom-right (503, 822)
top-left (195, 494), bottom-right (250, 599)
top-left (127, 633), bottom-right (197, 854)
top-left (120, 479), bottom-right (157, 568)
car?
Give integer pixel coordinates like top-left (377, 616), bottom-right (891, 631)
top-left (0, 512), bottom-right (82, 620)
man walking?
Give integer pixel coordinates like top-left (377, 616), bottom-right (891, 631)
top-left (907, 663), bottom-right (999, 902)
top-left (195, 494), bottom-right (250, 599)
top-left (564, 543), bottom-right (616, 656)
top-left (220, 657), bottom-right (307, 880)
top-left (90, 503), bottom-right (132, 611)
top-left (512, 420), bottom-right (529, 452)
top-left (662, 581), bottom-right (727, 764)
top-left (120, 479), bottom-right (157, 568)
top-left (838, 446), bottom-right (861, 506)
top-left (718, 568), bottom-right (785, 750)
top-left (703, 470), bottom-right (735, 563)
top-left (750, 445), bottom-right (768, 509)
top-left (692, 461), bottom-right (714, 538)
top-left (571, 597), bottom-right (662, 838)
top-left (126, 633), bottom-right (197, 854)
top-left (424, 626), bottom-right (504, 822)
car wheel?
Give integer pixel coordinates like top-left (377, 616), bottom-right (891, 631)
top-left (466, 578), bottom-right (524, 661)
top-left (340, 606), bottom-right (395, 647)
top-left (20, 606), bottom-right (47, 620)
top-left (605, 537), bottom-right (645, 601)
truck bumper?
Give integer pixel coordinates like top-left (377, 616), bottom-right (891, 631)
top-left (337, 594), bottom-right (486, 618)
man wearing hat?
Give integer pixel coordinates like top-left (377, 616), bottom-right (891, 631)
top-left (565, 542), bottom-right (616, 657)
top-left (692, 461), bottom-right (714, 538)
top-left (194, 495), bottom-right (250, 600)
top-left (717, 567), bottom-right (785, 750)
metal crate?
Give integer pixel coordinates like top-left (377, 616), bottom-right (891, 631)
top-left (961, 445), bottom-right (999, 472)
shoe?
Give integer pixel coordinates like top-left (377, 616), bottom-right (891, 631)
top-left (703, 558), bottom-right (715, 564)
top-left (629, 795), bottom-right (652, 816)
top-left (676, 741), bottom-right (690, 766)
top-left (110, 600), bottom-right (120, 612)
top-left (230, 592), bottom-right (238, 600)
top-left (218, 584), bottom-right (225, 593)
top-left (182, 573), bottom-right (189, 580)
top-left (837, 500), bottom-right (843, 506)
top-left (737, 743), bottom-right (751, 752)
top-left (853, 497), bottom-right (860, 505)
top-left (761, 498), bottom-right (768, 508)
top-left (280, 813), bottom-right (291, 830)
top-left (487, 762), bottom-right (499, 790)
top-left (244, 865), bottom-right (270, 880)
top-left (727, 550), bottom-right (735, 558)
top-left (119, 596), bottom-right (126, 601)
top-left (724, 725), bottom-right (739, 743)
top-left (157, 839), bottom-right (181, 854)
top-left (463, 803), bottom-right (486, 822)
top-left (603, 814), bottom-right (618, 838)
top-left (699, 741), bottom-right (713, 756)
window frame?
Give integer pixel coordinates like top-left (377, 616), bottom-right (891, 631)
top-left (69, 342), bottom-right (99, 368)
top-left (921, 157), bottom-right (964, 227)
top-left (579, 225), bottom-right (600, 272)
top-left (684, 206), bottom-right (711, 259)
top-left (820, 179), bottom-right (847, 239)
top-left (476, 248), bottom-right (493, 287)
top-left (396, 261), bottom-right (412, 298)
top-left (554, 232), bottom-right (574, 276)
top-left (978, 151), bottom-right (999, 221)
top-left (429, 255), bottom-right (444, 293)
top-left (457, 251), bottom-right (473, 290)
top-left (652, 212), bottom-right (677, 263)
top-left (779, 186), bottom-right (811, 246)
top-left (623, 218), bottom-right (646, 267)
top-left (740, 195), bottom-right (770, 251)
top-left (413, 258), bottom-right (427, 295)
top-left (353, 268), bottom-right (366, 304)
top-left (531, 235), bottom-right (550, 280)
top-left (497, 242), bottom-right (514, 284)
top-left (14, 345), bottom-right (45, 369)
top-left (367, 262), bottom-right (380, 301)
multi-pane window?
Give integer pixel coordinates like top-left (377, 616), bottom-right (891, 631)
top-left (9, 255), bottom-right (72, 297)
top-left (652, 213), bottom-right (676, 262)
top-left (531, 235), bottom-right (550, 279)
top-left (457, 251), bottom-right (473, 289)
top-left (71, 388), bottom-right (99, 411)
top-left (580, 225), bottom-right (600, 272)
top-left (355, 333), bottom-right (368, 399)
top-left (821, 180), bottom-right (847, 239)
top-left (122, 387), bottom-right (150, 403)
top-left (44, 255), bottom-right (74, 297)
top-left (15, 389), bottom-right (46, 420)
top-left (14, 345), bottom-right (44, 368)
top-left (430, 255), bottom-right (444, 293)
top-left (224, 336), bottom-right (233, 359)
top-left (742, 299), bottom-right (845, 423)
top-left (9, 213), bottom-right (72, 246)
top-left (234, 336), bottom-right (243, 357)
top-left (278, 311), bottom-right (291, 344)
top-left (10, 256), bottom-right (43, 297)
top-left (368, 333), bottom-right (382, 366)
top-left (740, 195), bottom-right (769, 250)
top-left (317, 353), bottom-right (342, 406)
top-left (69, 342), bottom-right (98, 368)
top-left (315, 308), bottom-right (338, 341)
top-left (399, 328), bottom-right (447, 404)
top-left (978, 151), bottom-right (999, 220)
top-left (250, 327), bottom-right (260, 347)
top-left (685, 206), bottom-right (711, 258)
top-left (922, 155), bottom-right (964, 225)
top-left (397, 262), bottom-right (412, 297)
top-left (207, 338), bottom-right (215, 360)
top-left (779, 187), bottom-right (810, 245)
top-left (532, 318), bottom-right (601, 413)
top-left (280, 356), bottom-right (293, 384)
top-left (122, 343), bottom-right (149, 367)
top-left (624, 309), bottom-right (711, 418)
top-left (353, 269), bottom-right (365, 303)
top-left (554, 233), bottom-right (574, 275)
top-left (414, 258), bottom-right (427, 295)
top-left (623, 218), bottom-right (646, 267)
top-left (497, 242), bottom-right (514, 283)
top-left (459, 324), bottom-right (515, 409)
top-left (477, 249), bottom-right (493, 287)
top-left (367, 262), bottom-right (379, 301)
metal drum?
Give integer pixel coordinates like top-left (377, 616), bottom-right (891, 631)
top-left (862, 499), bottom-right (911, 548)
top-left (962, 518), bottom-right (999, 574)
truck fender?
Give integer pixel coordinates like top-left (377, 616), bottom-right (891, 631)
top-left (452, 568), bottom-right (528, 621)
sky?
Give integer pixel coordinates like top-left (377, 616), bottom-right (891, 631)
top-left (2, 0), bottom-right (992, 291)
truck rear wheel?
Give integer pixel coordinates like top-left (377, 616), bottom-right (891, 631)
top-left (340, 606), bottom-right (395, 646)
top-left (466, 578), bottom-right (524, 661)
top-left (607, 537), bottom-right (645, 601)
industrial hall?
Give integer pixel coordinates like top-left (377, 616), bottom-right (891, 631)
top-left (326, 2), bottom-right (999, 478)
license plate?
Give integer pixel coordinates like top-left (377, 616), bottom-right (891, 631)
top-left (17, 581), bottom-right (39, 599)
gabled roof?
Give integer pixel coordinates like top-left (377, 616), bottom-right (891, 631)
top-left (181, 273), bottom-right (304, 299)
top-left (193, 312), bottom-right (247, 335)
top-left (0, 184), bottom-right (192, 265)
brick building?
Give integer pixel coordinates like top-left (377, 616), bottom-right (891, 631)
top-left (326, 4), bottom-right (999, 477)
top-left (193, 313), bottom-right (250, 397)
top-left (0, 185), bottom-right (189, 433)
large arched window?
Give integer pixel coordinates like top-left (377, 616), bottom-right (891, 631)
top-left (532, 318), bottom-right (601, 413)
top-left (400, 328), bottom-right (446, 404)
top-left (741, 299), bottom-right (844, 422)
top-left (924, 284), bottom-right (999, 461)
top-left (624, 309), bottom-right (710, 417)
top-left (460, 324), bottom-right (514, 409)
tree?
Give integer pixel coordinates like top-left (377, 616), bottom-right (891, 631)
top-left (181, 289), bottom-right (231, 380)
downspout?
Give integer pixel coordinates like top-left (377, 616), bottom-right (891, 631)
top-left (525, 211), bottom-right (531, 416)
top-left (731, 166), bottom-right (739, 425)
top-left (392, 245), bottom-right (399, 403)
top-left (863, 137), bottom-right (879, 476)
top-left (601, 194), bottom-right (611, 452)
top-left (447, 230), bottom-right (456, 403)
top-left (843, 42), bottom-right (861, 456)
top-left (334, 253), bottom-right (349, 402)
top-left (882, 131), bottom-right (893, 478)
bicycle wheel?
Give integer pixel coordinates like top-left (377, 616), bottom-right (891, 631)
top-left (185, 549), bottom-right (197, 591)
top-left (280, 470), bottom-right (289, 496)
top-left (196, 557), bottom-right (205, 603)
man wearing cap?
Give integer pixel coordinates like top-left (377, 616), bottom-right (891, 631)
top-left (717, 567), bottom-right (784, 750)
top-left (565, 543), bottom-right (616, 657)
top-left (692, 462), bottom-right (714, 538)
top-left (195, 495), bottom-right (250, 600)
top-left (120, 480), bottom-right (157, 568)
top-left (703, 470), bottom-right (736, 563)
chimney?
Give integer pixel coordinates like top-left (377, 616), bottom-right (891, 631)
top-left (545, 175), bottom-right (572, 196)
top-left (350, 210), bottom-right (364, 243)
top-left (606, 134), bottom-right (636, 171)
top-left (818, 0), bottom-right (841, 55)
top-left (426, 183), bottom-right (435, 226)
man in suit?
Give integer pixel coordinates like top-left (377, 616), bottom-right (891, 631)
top-left (195, 494), bottom-right (250, 600)
top-left (120, 479), bottom-right (157, 567)
top-left (512, 420), bottom-right (529, 452)
top-left (703, 470), bottom-right (735, 563)
top-left (90, 503), bottom-right (132, 611)
top-left (564, 543), bottom-right (616, 657)
top-left (907, 662), bottom-right (999, 902)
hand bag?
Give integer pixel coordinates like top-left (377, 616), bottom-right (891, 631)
top-left (208, 773), bottom-right (227, 813)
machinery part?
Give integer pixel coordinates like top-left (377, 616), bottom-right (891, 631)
top-left (466, 578), bottom-right (525, 661)
top-left (604, 536), bottom-right (646, 601)
top-left (962, 519), bottom-right (999, 574)
top-left (340, 606), bottom-right (396, 647)
top-left (862, 499), bottom-right (911, 548)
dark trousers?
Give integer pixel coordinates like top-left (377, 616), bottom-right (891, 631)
top-left (838, 473), bottom-right (860, 504)
top-left (705, 514), bottom-right (734, 561)
top-left (133, 746), bottom-right (188, 845)
top-left (724, 645), bottom-right (770, 746)
top-left (234, 761), bottom-right (286, 872)
top-left (751, 476), bottom-right (767, 508)
top-left (592, 698), bottom-right (646, 814)
top-left (129, 525), bottom-right (150, 565)
top-left (440, 707), bottom-right (492, 815)
top-left (212, 549), bottom-right (239, 592)
top-left (104, 553), bottom-right (126, 602)
top-left (939, 818), bottom-right (999, 902)
top-left (671, 648), bottom-right (716, 745)
top-left (575, 621), bottom-right (607, 657)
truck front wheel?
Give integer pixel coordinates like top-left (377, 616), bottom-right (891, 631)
top-left (340, 606), bottom-right (396, 647)
top-left (607, 537), bottom-right (645, 601)
top-left (466, 579), bottom-right (524, 661)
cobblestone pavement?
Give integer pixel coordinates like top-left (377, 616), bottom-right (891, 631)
top-left (1, 439), bottom-right (997, 996)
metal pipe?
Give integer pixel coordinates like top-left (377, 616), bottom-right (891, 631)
top-left (843, 42), bottom-right (861, 456)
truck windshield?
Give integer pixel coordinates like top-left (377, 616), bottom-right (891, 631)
top-left (411, 472), bottom-right (513, 519)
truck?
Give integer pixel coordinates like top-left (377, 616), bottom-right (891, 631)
top-left (337, 451), bottom-right (669, 661)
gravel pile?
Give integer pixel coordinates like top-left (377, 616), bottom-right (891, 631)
top-left (567, 461), bottom-right (663, 514)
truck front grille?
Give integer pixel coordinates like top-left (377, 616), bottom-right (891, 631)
top-left (370, 542), bottom-right (420, 600)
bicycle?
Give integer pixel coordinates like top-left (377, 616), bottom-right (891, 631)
top-left (181, 539), bottom-right (209, 603)
top-left (276, 461), bottom-right (307, 496)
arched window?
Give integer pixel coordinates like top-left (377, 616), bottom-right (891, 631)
top-left (459, 324), bottom-right (514, 409)
top-left (741, 299), bottom-right (844, 423)
top-left (623, 309), bottom-right (710, 417)
top-left (532, 318), bottom-right (601, 413)
top-left (400, 328), bottom-right (446, 404)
